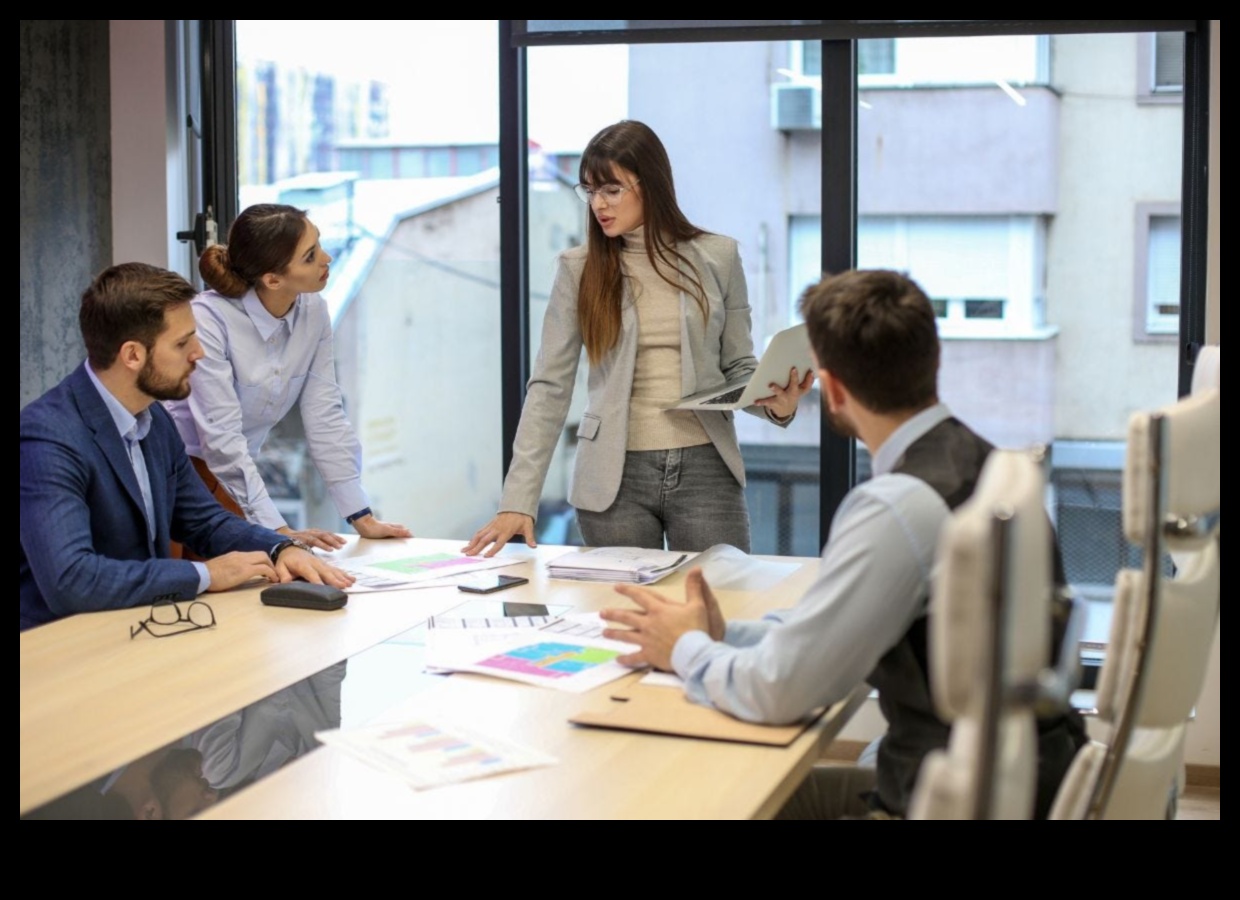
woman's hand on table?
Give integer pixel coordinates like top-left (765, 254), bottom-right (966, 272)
top-left (351, 514), bottom-right (413, 540)
top-left (462, 512), bottom-right (537, 558)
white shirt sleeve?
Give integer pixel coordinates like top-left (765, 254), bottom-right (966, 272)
top-left (670, 474), bottom-right (950, 725)
top-left (296, 301), bottom-right (369, 520)
top-left (184, 298), bottom-right (286, 529)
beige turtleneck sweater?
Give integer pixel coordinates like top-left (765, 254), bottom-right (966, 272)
top-left (622, 228), bottom-right (710, 451)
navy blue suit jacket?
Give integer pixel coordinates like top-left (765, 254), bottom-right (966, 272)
top-left (19, 363), bottom-right (285, 630)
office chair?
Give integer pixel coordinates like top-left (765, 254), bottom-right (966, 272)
top-left (908, 448), bottom-right (1064, 819)
top-left (1050, 346), bottom-right (1220, 820)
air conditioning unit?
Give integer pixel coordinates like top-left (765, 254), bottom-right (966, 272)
top-left (771, 82), bottom-right (821, 131)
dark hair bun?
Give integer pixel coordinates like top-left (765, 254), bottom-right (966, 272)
top-left (198, 244), bottom-right (249, 298)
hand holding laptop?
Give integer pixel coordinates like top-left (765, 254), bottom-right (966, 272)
top-left (753, 366), bottom-right (816, 419)
top-left (665, 323), bottom-right (816, 412)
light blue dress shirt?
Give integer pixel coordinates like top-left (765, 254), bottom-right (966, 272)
top-left (670, 404), bottom-right (955, 724)
top-left (166, 289), bottom-right (369, 531)
top-left (86, 364), bottom-right (210, 593)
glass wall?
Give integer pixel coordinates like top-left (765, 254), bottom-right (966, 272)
top-left (525, 40), bottom-right (824, 554)
top-left (845, 32), bottom-right (1184, 639)
top-left (233, 20), bottom-right (503, 540)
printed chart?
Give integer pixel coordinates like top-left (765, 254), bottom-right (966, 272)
top-left (478, 641), bottom-right (620, 680)
top-left (428, 628), bottom-right (638, 694)
top-left (317, 716), bottom-right (556, 790)
top-left (337, 552), bottom-right (523, 592)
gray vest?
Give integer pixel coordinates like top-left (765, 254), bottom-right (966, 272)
top-left (871, 417), bottom-right (1086, 817)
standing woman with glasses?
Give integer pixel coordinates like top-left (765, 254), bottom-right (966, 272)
top-left (167, 203), bottom-right (411, 551)
top-left (464, 120), bottom-right (812, 557)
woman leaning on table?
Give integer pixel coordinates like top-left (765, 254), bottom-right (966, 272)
top-left (166, 203), bottom-right (411, 551)
top-left (463, 120), bottom-right (812, 558)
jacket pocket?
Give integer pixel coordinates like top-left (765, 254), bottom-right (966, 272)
top-left (576, 413), bottom-right (601, 441)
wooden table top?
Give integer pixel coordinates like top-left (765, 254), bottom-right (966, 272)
top-left (22, 537), bottom-right (862, 819)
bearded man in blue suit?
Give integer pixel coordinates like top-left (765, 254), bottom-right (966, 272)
top-left (20, 262), bottom-right (352, 630)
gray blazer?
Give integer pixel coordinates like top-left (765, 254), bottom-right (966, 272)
top-left (499, 233), bottom-right (790, 518)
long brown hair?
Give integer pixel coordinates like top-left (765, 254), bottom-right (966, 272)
top-left (577, 121), bottom-right (708, 364)
top-left (198, 204), bottom-right (309, 298)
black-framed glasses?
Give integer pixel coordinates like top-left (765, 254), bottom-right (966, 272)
top-left (130, 599), bottom-right (216, 640)
top-left (573, 180), bottom-right (639, 206)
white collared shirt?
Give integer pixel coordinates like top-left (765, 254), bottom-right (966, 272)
top-left (86, 364), bottom-right (210, 593)
top-left (165, 288), bottom-right (369, 530)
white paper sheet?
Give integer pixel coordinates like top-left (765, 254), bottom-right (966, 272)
top-left (425, 614), bottom-right (640, 693)
top-left (316, 716), bottom-right (557, 790)
top-left (334, 551), bottom-right (525, 593)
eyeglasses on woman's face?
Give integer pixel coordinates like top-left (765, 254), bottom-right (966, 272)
top-left (573, 180), bottom-right (640, 206)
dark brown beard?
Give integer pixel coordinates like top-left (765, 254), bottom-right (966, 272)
top-left (137, 356), bottom-right (191, 401)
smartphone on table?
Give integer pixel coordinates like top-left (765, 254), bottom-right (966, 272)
top-left (456, 574), bottom-right (530, 595)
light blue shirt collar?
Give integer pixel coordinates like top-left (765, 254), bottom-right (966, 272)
top-left (872, 402), bottom-right (953, 476)
top-left (85, 362), bottom-right (152, 444)
top-left (242, 288), bottom-right (300, 341)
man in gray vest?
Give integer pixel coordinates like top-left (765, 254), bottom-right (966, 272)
top-left (600, 268), bottom-right (1085, 818)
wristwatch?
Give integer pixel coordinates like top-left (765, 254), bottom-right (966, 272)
top-left (345, 506), bottom-right (373, 525)
top-left (269, 538), bottom-right (313, 565)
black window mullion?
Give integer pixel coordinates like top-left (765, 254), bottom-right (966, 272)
top-left (200, 20), bottom-right (238, 235)
top-left (1178, 20), bottom-right (1211, 396)
top-left (818, 39), bottom-right (858, 546)
top-left (498, 21), bottom-right (530, 480)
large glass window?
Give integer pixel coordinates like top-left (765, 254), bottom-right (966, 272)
top-left (233, 20), bottom-right (502, 540)
top-left (851, 32), bottom-right (1183, 641)
top-left (525, 40), bottom-right (823, 554)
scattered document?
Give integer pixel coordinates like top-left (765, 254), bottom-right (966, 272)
top-left (688, 544), bottom-right (802, 592)
top-left (316, 716), bottom-right (557, 790)
top-left (429, 614), bottom-right (557, 630)
top-left (546, 547), bottom-right (695, 584)
top-left (638, 671), bottom-right (685, 689)
top-left (335, 551), bottom-right (524, 593)
top-left (426, 612), bottom-right (639, 693)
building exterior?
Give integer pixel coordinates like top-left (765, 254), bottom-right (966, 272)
top-left (627, 33), bottom-right (1184, 590)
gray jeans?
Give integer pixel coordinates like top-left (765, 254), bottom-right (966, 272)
top-left (575, 444), bottom-right (751, 553)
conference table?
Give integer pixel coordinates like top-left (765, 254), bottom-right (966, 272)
top-left (20, 538), bottom-right (866, 819)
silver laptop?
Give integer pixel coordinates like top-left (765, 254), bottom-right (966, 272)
top-left (665, 323), bottom-right (815, 411)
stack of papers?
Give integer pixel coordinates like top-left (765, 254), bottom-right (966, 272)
top-left (545, 547), bottom-right (695, 584)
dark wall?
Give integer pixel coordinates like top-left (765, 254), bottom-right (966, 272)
top-left (20, 20), bottom-right (112, 409)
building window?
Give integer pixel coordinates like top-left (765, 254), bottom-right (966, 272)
top-left (1134, 203), bottom-right (1181, 340)
top-left (790, 214), bottom-right (1051, 338)
top-left (864, 215), bottom-right (1045, 337)
top-left (858, 35), bottom-right (1046, 88)
top-left (858, 39), bottom-right (895, 76)
top-left (1137, 31), bottom-right (1185, 104)
top-left (795, 38), bottom-right (893, 79)
top-left (796, 40), bottom-right (820, 78)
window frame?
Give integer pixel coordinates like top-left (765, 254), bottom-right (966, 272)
top-left (503, 20), bottom-right (1209, 540)
top-left (1133, 202), bottom-right (1182, 342)
top-left (197, 20), bottom-right (1210, 549)
top-left (1137, 31), bottom-right (1186, 105)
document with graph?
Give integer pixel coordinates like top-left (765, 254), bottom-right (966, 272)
top-left (332, 550), bottom-right (524, 592)
top-left (425, 613), bottom-right (639, 693)
top-left (316, 715), bottom-right (557, 790)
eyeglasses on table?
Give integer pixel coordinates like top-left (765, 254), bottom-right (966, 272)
top-left (130, 599), bottom-right (216, 640)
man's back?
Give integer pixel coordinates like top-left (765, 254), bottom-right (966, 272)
top-left (872, 415), bottom-right (1086, 817)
